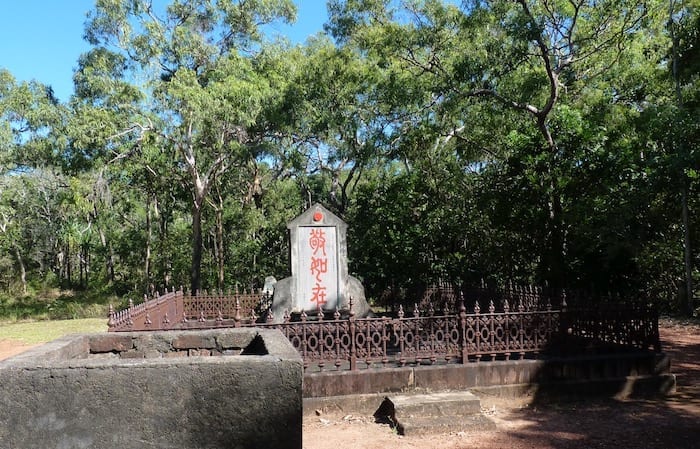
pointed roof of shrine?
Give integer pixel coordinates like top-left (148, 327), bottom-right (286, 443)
top-left (287, 203), bottom-right (347, 231)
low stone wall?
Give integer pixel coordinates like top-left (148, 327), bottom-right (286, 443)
top-left (0, 328), bottom-right (302, 449)
top-left (304, 351), bottom-right (675, 400)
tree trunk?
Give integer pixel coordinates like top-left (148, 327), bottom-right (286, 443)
top-left (216, 205), bottom-right (224, 290)
top-left (545, 190), bottom-right (566, 288)
top-left (13, 245), bottom-right (27, 295)
top-left (160, 213), bottom-right (171, 288)
top-left (99, 229), bottom-right (115, 284)
top-left (682, 184), bottom-right (694, 315)
top-left (191, 204), bottom-right (203, 294)
top-left (66, 243), bottom-right (72, 286)
top-left (671, 0), bottom-right (694, 315)
top-left (79, 246), bottom-right (85, 288)
top-left (145, 198), bottom-right (152, 290)
top-left (80, 245), bottom-right (89, 288)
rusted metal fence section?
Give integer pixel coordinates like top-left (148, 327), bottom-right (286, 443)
top-left (108, 288), bottom-right (661, 371)
top-left (254, 302), bottom-right (563, 371)
top-left (108, 287), bottom-right (266, 331)
top-left (108, 288), bottom-right (183, 331)
top-left (563, 303), bottom-right (661, 352)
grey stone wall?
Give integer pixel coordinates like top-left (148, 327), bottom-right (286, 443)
top-left (0, 329), bottom-right (302, 449)
top-left (303, 352), bottom-right (675, 399)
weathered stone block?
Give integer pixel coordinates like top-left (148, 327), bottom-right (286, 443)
top-left (120, 350), bottom-right (146, 359)
top-left (133, 334), bottom-right (171, 353)
top-left (216, 332), bottom-right (250, 349)
top-left (0, 329), bottom-right (302, 449)
top-left (89, 335), bottom-right (133, 353)
top-left (189, 348), bottom-right (211, 357)
top-left (172, 334), bottom-right (216, 350)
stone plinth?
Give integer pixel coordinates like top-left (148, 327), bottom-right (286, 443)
top-left (0, 328), bottom-right (302, 449)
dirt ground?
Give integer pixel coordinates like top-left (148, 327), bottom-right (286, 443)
top-left (0, 339), bottom-right (39, 361)
top-left (302, 317), bottom-right (700, 449)
top-left (1, 318), bottom-right (698, 449)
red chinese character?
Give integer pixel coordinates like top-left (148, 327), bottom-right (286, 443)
top-left (310, 257), bottom-right (328, 282)
top-left (310, 283), bottom-right (327, 307)
top-left (309, 228), bottom-right (326, 256)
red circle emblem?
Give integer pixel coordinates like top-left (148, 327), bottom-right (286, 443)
top-left (313, 211), bottom-right (323, 222)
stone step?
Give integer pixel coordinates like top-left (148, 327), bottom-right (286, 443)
top-left (390, 391), bottom-right (483, 417)
top-left (374, 391), bottom-right (495, 436)
top-left (397, 413), bottom-right (496, 436)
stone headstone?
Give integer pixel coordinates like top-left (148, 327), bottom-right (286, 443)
top-left (270, 203), bottom-right (372, 322)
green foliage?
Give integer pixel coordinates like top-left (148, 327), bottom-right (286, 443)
top-left (1, 0), bottom-right (700, 318)
top-left (0, 288), bottom-right (114, 322)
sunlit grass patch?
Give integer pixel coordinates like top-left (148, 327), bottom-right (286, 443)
top-left (0, 318), bottom-right (108, 344)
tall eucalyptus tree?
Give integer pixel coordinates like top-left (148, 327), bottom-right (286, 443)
top-left (78, 0), bottom-right (296, 292)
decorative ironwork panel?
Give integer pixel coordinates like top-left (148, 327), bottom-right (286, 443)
top-left (392, 314), bottom-right (462, 365)
top-left (108, 288), bottom-right (658, 372)
top-left (354, 317), bottom-right (391, 368)
top-left (565, 304), bottom-right (658, 351)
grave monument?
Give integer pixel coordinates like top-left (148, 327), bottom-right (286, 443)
top-left (269, 203), bottom-right (372, 322)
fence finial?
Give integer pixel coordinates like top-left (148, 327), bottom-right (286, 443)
top-left (234, 298), bottom-right (242, 325)
top-left (108, 304), bottom-right (115, 327)
top-left (561, 290), bottom-right (568, 310)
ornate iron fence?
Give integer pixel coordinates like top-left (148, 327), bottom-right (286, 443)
top-left (108, 287), bottom-right (265, 331)
top-left (108, 287), bottom-right (659, 372)
top-left (563, 302), bottom-right (660, 352)
top-left (254, 301), bottom-right (563, 371)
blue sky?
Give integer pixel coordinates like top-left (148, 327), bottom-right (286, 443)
top-left (0, 1), bottom-right (328, 103)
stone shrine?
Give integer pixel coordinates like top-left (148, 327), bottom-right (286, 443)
top-left (269, 203), bottom-right (372, 322)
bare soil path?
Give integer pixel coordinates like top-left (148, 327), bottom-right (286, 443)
top-left (0, 339), bottom-right (39, 361)
top-left (303, 317), bottom-right (700, 449)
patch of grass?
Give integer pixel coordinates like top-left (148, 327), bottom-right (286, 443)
top-left (0, 318), bottom-right (108, 344)
top-left (0, 288), bottom-right (120, 322)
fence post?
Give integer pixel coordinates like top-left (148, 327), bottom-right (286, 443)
top-left (349, 297), bottom-right (357, 371)
top-left (397, 305), bottom-right (406, 366)
top-left (459, 295), bottom-right (468, 364)
top-left (108, 304), bottom-right (115, 329)
top-left (559, 290), bottom-right (569, 346)
top-left (234, 298), bottom-right (242, 328)
top-left (127, 298), bottom-right (134, 327)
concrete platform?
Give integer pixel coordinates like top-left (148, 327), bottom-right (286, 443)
top-left (397, 414), bottom-right (496, 436)
top-left (390, 391), bottom-right (482, 417)
top-left (374, 391), bottom-right (496, 436)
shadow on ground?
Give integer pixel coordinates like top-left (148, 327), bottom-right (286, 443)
top-left (488, 323), bottom-right (700, 449)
